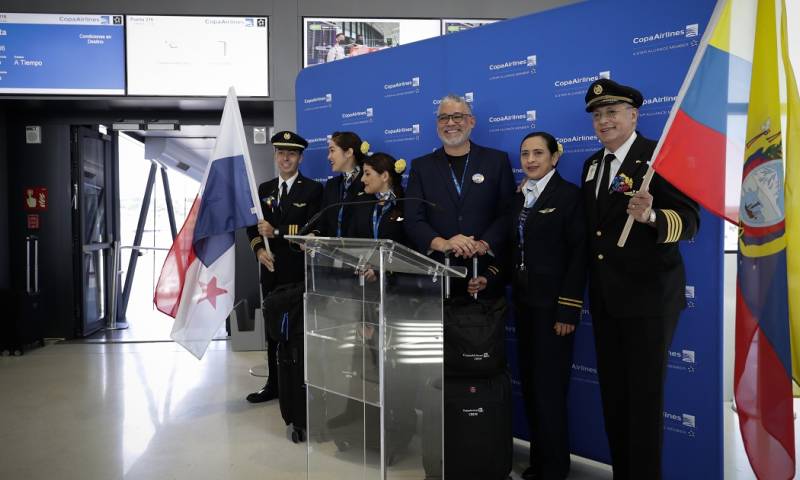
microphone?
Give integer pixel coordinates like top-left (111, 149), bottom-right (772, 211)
top-left (297, 196), bottom-right (437, 235)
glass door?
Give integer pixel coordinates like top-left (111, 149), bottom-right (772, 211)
top-left (71, 126), bottom-right (115, 337)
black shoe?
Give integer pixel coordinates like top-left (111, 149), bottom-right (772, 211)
top-left (521, 466), bottom-right (539, 480)
top-left (246, 386), bottom-right (277, 403)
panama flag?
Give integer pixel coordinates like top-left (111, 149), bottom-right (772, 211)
top-left (154, 87), bottom-right (264, 359)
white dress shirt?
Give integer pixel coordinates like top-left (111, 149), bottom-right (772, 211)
top-left (595, 131), bottom-right (638, 197)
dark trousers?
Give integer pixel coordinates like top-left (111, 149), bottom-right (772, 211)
top-left (590, 297), bottom-right (679, 480)
top-left (515, 304), bottom-right (575, 480)
top-left (266, 334), bottom-right (278, 391)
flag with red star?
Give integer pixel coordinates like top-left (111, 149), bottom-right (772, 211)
top-left (154, 87), bottom-right (262, 359)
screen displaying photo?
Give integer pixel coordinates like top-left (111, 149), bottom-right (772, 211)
top-left (0, 13), bottom-right (125, 94)
top-left (442, 19), bottom-right (499, 35)
top-left (303, 17), bottom-right (440, 67)
top-left (126, 15), bottom-right (269, 96)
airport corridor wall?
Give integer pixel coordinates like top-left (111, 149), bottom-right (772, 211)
top-left (295, 1), bottom-right (724, 478)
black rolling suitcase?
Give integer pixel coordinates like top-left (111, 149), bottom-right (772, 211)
top-left (444, 373), bottom-right (513, 480)
top-left (264, 282), bottom-right (307, 442)
top-left (442, 256), bottom-right (507, 377)
top-left (1, 289), bottom-right (45, 356)
top-left (443, 295), bottom-right (507, 377)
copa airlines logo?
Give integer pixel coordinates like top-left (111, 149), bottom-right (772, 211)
top-left (463, 407), bottom-right (485, 417)
top-left (383, 76), bottom-right (421, 98)
top-left (571, 363), bottom-right (599, 385)
top-left (488, 54), bottom-right (537, 80)
top-left (557, 134), bottom-right (600, 155)
top-left (685, 284), bottom-right (697, 308)
top-left (634, 24), bottom-right (699, 44)
top-left (462, 352), bottom-right (491, 360)
top-left (668, 348), bottom-right (696, 373)
top-left (640, 95), bottom-right (678, 118)
top-left (487, 109), bottom-right (536, 133)
top-left (305, 134), bottom-right (331, 151)
top-left (643, 95), bottom-right (678, 106)
top-left (669, 349), bottom-right (696, 364)
top-left (341, 107), bottom-right (374, 126)
top-left (554, 71), bottom-right (610, 99)
top-left (633, 23), bottom-right (700, 56)
top-left (664, 411), bottom-right (697, 437)
top-left (555, 71), bottom-right (611, 88)
top-left (384, 123), bottom-right (421, 143)
top-left (302, 93), bottom-right (333, 111)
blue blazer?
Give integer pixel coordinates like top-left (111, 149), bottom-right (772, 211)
top-left (403, 141), bottom-right (515, 255)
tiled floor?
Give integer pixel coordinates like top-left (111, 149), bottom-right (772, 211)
top-left (0, 340), bottom-right (796, 479)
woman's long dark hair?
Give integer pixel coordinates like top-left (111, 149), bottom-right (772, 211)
top-left (330, 131), bottom-right (367, 166)
top-left (363, 152), bottom-right (405, 199)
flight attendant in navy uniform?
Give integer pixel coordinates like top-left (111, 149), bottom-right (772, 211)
top-left (580, 79), bottom-right (699, 479)
top-left (245, 130), bottom-right (323, 403)
top-left (346, 152), bottom-right (407, 245)
top-left (315, 131), bottom-right (367, 237)
top-left (469, 131), bottom-right (586, 480)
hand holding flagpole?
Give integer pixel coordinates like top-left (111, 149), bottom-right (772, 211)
top-left (617, 165), bottom-right (655, 247)
top-left (230, 86), bottom-right (274, 270)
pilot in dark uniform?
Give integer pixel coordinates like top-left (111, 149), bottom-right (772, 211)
top-left (346, 152), bottom-right (407, 245)
top-left (245, 130), bottom-right (322, 403)
top-left (580, 79), bottom-right (699, 479)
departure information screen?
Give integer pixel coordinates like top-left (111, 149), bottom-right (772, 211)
top-left (126, 15), bottom-right (269, 97)
top-left (0, 13), bottom-right (125, 94)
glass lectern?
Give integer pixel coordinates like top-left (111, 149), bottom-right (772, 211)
top-left (285, 236), bottom-right (465, 480)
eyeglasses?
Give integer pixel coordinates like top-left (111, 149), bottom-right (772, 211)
top-left (591, 106), bottom-right (633, 122)
top-left (437, 113), bottom-right (472, 124)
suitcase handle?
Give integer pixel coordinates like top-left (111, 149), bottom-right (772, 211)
top-left (443, 252), bottom-right (479, 300)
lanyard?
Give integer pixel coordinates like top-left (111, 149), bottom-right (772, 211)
top-left (449, 153), bottom-right (470, 196)
top-left (371, 200), bottom-right (394, 239)
top-left (336, 175), bottom-right (351, 237)
top-left (517, 207), bottom-right (531, 270)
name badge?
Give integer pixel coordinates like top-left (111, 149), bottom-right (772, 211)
top-left (585, 163), bottom-right (598, 183)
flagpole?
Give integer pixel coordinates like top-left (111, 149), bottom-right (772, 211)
top-left (616, 0), bottom-right (728, 247)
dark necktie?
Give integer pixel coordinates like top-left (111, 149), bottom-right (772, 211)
top-left (279, 182), bottom-right (288, 214)
top-left (596, 153), bottom-right (615, 212)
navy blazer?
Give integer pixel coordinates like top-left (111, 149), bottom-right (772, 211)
top-left (508, 171), bottom-right (587, 325)
top-left (315, 171), bottom-right (365, 237)
top-left (347, 197), bottom-right (407, 246)
top-left (247, 173), bottom-right (323, 292)
top-left (404, 141), bottom-right (515, 257)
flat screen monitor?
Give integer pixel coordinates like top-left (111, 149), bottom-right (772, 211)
top-left (441, 19), bottom-right (499, 35)
top-left (303, 17), bottom-right (440, 67)
top-left (126, 15), bottom-right (269, 97)
top-left (0, 13), bottom-right (125, 95)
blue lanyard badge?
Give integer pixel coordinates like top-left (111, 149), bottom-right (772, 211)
top-left (371, 202), bottom-right (392, 239)
top-left (449, 153), bottom-right (470, 196)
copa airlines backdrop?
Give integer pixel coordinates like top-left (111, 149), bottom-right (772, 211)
top-left (296, 1), bottom-right (723, 478)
